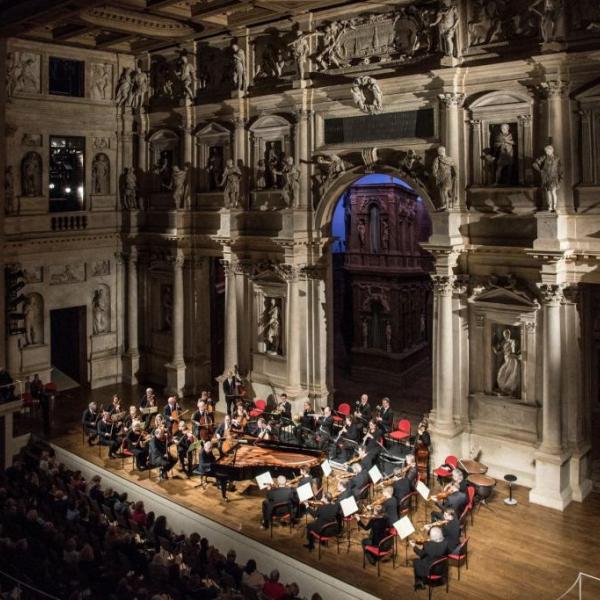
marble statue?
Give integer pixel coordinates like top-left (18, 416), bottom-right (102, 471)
top-left (265, 144), bottom-right (282, 188)
top-left (91, 64), bottom-right (112, 100)
top-left (314, 153), bottom-right (346, 198)
top-left (255, 159), bottom-right (266, 189)
top-left (385, 320), bottom-right (392, 353)
top-left (131, 66), bottom-right (149, 109)
top-left (162, 285), bottom-right (173, 332)
top-left (468, 0), bottom-right (503, 46)
top-left (533, 145), bottom-right (562, 212)
top-left (231, 43), bottom-right (247, 93)
top-left (23, 294), bottom-right (43, 346)
top-left (493, 124), bottom-right (515, 185)
top-left (176, 55), bottom-right (196, 101)
top-left (529, 0), bottom-right (560, 43)
top-left (122, 168), bottom-right (138, 209)
top-left (288, 29), bottom-right (312, 80)
top-left (493, 328), bottom-right (521, 396)
top-left (220, 159), bottom-right (242, 209)
top-left (171, 165), bottom-right (189, 209)
top-left (432, 146), bottom-right (457, 210)
top-left (264, 298), bottom-right (281, 354)
top-left (9, 53), bottom-right (40, 95)
top-left (4, 166), bottom-right (15, 214)
top-left (207, 147), bottom-right (223, 191)
top-left (92, 287), bottom-right (109, 335)
top-left (280, 156), bottom-right (301, 208)
top-left (21, 152), bottom-right (42, 197)
top-left (357, 219), bottom-right (367, 248)
top-left (400, 149), bottom-right (425, 183)
top-left (115, 68), bottom-right (134, 107)
top-left (431, 1), bottom-right (459, 58)
top-left (351, 76), bottom-right (383, 114)
top-left (92, 154), bottom-right (110, 195)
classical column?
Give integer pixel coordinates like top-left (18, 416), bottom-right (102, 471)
top-left (432, 274), bottom-right (455, 427)
top-left (223, 259), bottom-right (239, 372)
top-left (469, 119), bottom-right (482, 185)
top-left (517, 114), bottom-right (533, 185)
top-left (166, 251), bottom-right (186, 394)
top-left (233, 117), bottom-right (246, 165)
top-left (578, 110), bottom-right (593, 184)
top-left (538, 283), bottom-right (564, 454)
top-left (122, 250), bottom-right (139, 384)
top-left (282, 265), bottom-right (302, 392)
top-left (438, 93), bottom-right (464, 205)
top-left (296, 109), bottom-right (311, 209)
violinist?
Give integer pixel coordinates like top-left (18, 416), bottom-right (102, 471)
top-left (276, 393), bottom-right (292, 420)
top-left (163, 396), bottom-right (180, 429)
top-left (376, 397), bottom-right (394, 434)
top-left (431, 469), bottom-right (468, 520)
top-left (358, 445), bottom-right (380, 471)
top-left (215, 415), bottom-right (233, 439)
top-left (415, 419), bottom-right (431, 450)
top-left (261, 475), bottom-right (294, 529)
top-left (404, 454), bottom-right (418, 485)
top-left (392, 464), bottom-right (414, 508)
top-left (82, 402), bottom-right (100, 445)
top-left (410, 526), bottom-right (448, 591)
top-left (223, 369), bottom-right (240, 416)
top-left (126, 421), bottom-right (149, 470)
top-left (140, 388), bottom-right (158, 428)
top-left (123, 405), bottom-right (141, 432)
top-left (354, 394), bottom-right (372, 424)
top-left (361, 420), bottom-right (383, 453)
top-left (108, 394), bottom-right (122, 415)
top-left (424, 508), bottom-right (461, 554)
top-left (303, 492), bottom-right (340, 551)
top-left (380, 486), bottom-right (398, 526)
top-left (149, 427), bottom-right (176, 480)
top-left (191, 399), bottom-right (212, 440)
top-left (175, 421), bottom-right (196, 477)
top-left (348, 463), bottom-right (370, 500)
top-left (355, 505), bottom-right (388, 564)
top-left (97, 411), bottom-right (120, 458)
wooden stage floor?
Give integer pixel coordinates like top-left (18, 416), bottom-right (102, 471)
top-left (24, 385), bottom-right (600, 600)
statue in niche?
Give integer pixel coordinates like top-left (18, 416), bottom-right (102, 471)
top-left (493, 123), bottom-right (516, 185)
top-left (131, 65), bottom-right (149, 109)
top-left (265, 142), bottom-right (282, 188)
top-left (220, 159), bottom-right (242, 209)
top-left (357, 219), bottom-right (367, 249)
top-left (255, 34), bottom-right (286, 79)
top-left (231, 42), bottom-right (247, 93)
top-left (385, 320), bottom-right (392, 353)
top-left (468, 0), bottom-right (504, 46)
top-left (255, 160), bottom-right (267, 189)
top-left (431, 0), bottom-right (459, 58)
top-left (121, 168), bottom-right (138, 209)
top-left (361, 317), bottom-right (369, 349)
top-left (5, 166), bottom-right (15, 214)
top-left (21, 151), bottom-right (42, 197)
top-left (314, 153), bottom-right (347, 199)
top-left (287, 27), bottom-right (312, 80)
top-left (161, 285), bottom-right (173, 332)
top-left (115, 67), bottom-right (134, 107)
top-left (492, 327), bottom-right (521, 397)
top-left (264, 298), bottom-right (281, 354)
top-left (91, 64), bottom-right (112, 100)
top-left (351, 76), bottom-right (383, 115)
top-left (280, 156), bottom-right (301, 208)
top-left (432, 146), bottom-right (457, 211)
top-left (176, 54), bottom-right (196, 101)
top-left (529, 0), bottom-right (561, 43)
top-left (207, 146), bottom-right (223, 192)
top-left (92, 153), bottom-right (110, 195)
top-left (92, 287), bottom-right (109, 335)
top-left (23, 294), bottom-right (43, 346)
top-left (171, 165), bottom-right (190, 209)
top-left (533, 145), bottom-right (562, 212)
top-left (381, 219), bottom-right (390, 251)
top-left (314, 21), bottom-right (348, 70)
top-left (153, 60), bottom-right (175, 99)
top-left (154, 151), bottom-right (172, 191)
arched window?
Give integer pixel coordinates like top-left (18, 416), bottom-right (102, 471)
top-left (369, 204), bottom-right (380, 253)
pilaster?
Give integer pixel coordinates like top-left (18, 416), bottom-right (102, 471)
top-left (165, 250), bottom-right (186, 395)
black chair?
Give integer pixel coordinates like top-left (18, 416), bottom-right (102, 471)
top-left (363, 531), bottom-right (396, 577)
top-left (448, 537), bottom-right (469, 580)
top-left (309, 521), bottom-right (340, 560)
top-left (270, 502), bottom-right (293, 538)
top-left (423, 556), bottom-right (449, 599)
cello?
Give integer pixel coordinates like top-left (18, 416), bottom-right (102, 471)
top-left (415, 416), bottom-right (430, 484)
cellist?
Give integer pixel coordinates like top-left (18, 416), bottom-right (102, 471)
top-left (191, 398), bottom-right (212, 441)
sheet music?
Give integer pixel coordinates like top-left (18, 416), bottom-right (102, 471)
top-left (340, 495), bottom-right (359, 517)
top-left (368, 465), bottom-right (383, 484)
top-left (296, 482), bottom-right (314, 503)
top-left (256, 471), bottom-right (274, 490)
top-left (416, 480), bottom-right (430, 501)
top-left (393, 516), bottom-right (415, 540)
top-left (321, 460), bottom-right (332, 478)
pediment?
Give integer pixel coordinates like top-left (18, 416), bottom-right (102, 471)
top-left (472, 287), bottom-right (537, 308)
top-left (249, 114), bottom-right (292, 133)
top-left (195, 122), bottom-right (231, 138)
top-left (469, 90), bottom-right (531, 110)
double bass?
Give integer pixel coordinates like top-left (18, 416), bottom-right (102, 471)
top-left (415, 416), bottom-right (430, 483)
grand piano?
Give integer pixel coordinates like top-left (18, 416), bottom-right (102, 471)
top-left (213, 436), bottom-right (326, 482)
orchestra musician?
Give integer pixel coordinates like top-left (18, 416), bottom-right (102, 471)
top-left (163, 396), bottom-right (180, 429)
top-left (148, 427), bottom-right (177, 480)
top-left (231, 405), bottom-right (248, 434)
top-left (275, 393), bottom-right (292, 420)
top-left (107, 394), bottom-right (122, 415)
top-left (194, 441), bottom-right (228, 500)
top-left (362, 420), bottom-right (383, 453)
top-left (81, 402), bottom-right (100, 445)
top-left (303, 492), bottom-right (340, 551)
top-left (215, 415), bottom-right (233, 439)
top-left (410, 526), bottom-right (448, 591)
top-left (191, 399), bottom-right (212, 440)
top-left (261, 475), bottom-right (294, 530)
top-left (174, 421), bottom-right (195, 477)
top-left (378, 486), bottom-right (398, 526)
top-left (355, 505), bottom-right (389, 564)
top-left (123, 405), bottom-right (141, 432)
top-left (301, 401), bottom-right (315, 431)
top-left (348, 463), bottom-right (370, 500)
top-left (206, 391), bottom-right (216, 421)
top-left (223, 369), bottom-right (240, 416)
top-left (255, 417), bottom-right (272, 440)
top-left (354, 394), bottom-right (372, 424)
top-left (316, 406), bottom-right (333, 440)
top-left (140, 387), bottom-right (158, 428)
top-left (357, 445), bottom-right (380, 471)
top-left (97, 411), bottom-right (120, 458)
top-left (126, 422), bottom-right (149, 470)
top-left (431, 469), bottom-right (468, 521)
top-left (392, 465), bottom-right (414, 508)
top-left (336, 478), bottom-right (354, 501)
top-left (414, 419), bottom-right (431, 450)
top-left (424, 507), bottom-right (461, 554)
top-left (376, 397), bottom-right (394, 434)
top-left (335, 415), bottom-right (361, 462)
top-left (404, 454), bottom-right (418, 485)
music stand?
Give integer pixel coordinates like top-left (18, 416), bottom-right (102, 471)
top-left (504, 474), bottom-right (517, 506)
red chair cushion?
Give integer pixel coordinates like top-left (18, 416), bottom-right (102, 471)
top-left (389, 431), bottom-right (410, 440)
top-left (448, 553), bottom-right (465, 560)
top-left (248, 409), bottom-right (263, 417)
top-left (338, 403), bottom-right (351, 416)
top-left (364, 546), bottom-right (392, 557)
top-left (255, 399), bottom-right (266, 410)
top-left (445, 455), bottom-right (458, 468)
top-left (433, 467), bottom-right (452, 477)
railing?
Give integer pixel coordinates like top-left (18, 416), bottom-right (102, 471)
top-left (0, 569), bottom-right (62, 599)
top-left (50, 214), bottom-right (88, 231)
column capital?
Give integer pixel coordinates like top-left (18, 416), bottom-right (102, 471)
top-left (517, 113), bottom-right (532, 124)
top-left (233, 116), bottom-right (246, 129)
top-left (438, 92), bottom-right (465, 108)
top-left (431, 274), bottom-right (456, 296)
top-left (295, 108), bottom-right (312, 121)
top-left (536, 79), bottom-right (569, 99)
top-left (537, 283), bottom-right (565, 305)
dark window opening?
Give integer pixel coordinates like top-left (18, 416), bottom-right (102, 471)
top-left (49, 136), bottom-right (85, 212)
top-left (49, 57), bottom-right (84, 97)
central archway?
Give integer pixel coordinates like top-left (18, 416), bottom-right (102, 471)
top-left (314, 165), bottom-right (439, 417)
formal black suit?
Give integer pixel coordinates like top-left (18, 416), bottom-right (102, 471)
top-left (355, 402), bottom-right (372, 423)
top-left (163, 403), bottom-right (179, 427)
top-left (193, 447), bottom-right (227, 497)
top-left (176, 434), bottom-right (194, 474)
top-left (413, 540), bottom-right (449, 581)
top-left (97, 419), bottom-right (120, 456)
top-left (432, 491), bottom-right (467, 522)
top-left (139, 395), bottom-right (157, 428)
top-left (301, 409), bottom-right (315, 431)
top-left (442, 519), bottom-right (461, 554)
top-left (358, 516), bottom-right (390, 563)
top-left (382, 496), bottom-right (398, 526)
top-left (306, 502), bottom-right (340, 548)
top-left (317, 415), bottom-right (333, 436)
top-left (393, 477), bottom-right (413, 507)
top-left (222, 376), bottom-right (237, 416)
top-left (406, 465), bottom-right (418, 485)
top-left (262, 486), bottom-right (294, 526)
top-left (148, 436), bottom-right (176, 476)
top-left (82, 408), bottom-right (99, 439)
top-left (349, 470), bottom-right (370, 500)
top-left (126, 431), bottom-right (148, 469)
top-left (359, 447), bottom-right (380, 472)
top-left (277, 401), bottom-right (292, 420)
top-left (379, 407), bottom-right (394, 433)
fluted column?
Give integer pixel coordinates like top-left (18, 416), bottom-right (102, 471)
top-left (432, 274), bottom-right (455, 427)
top-left (127, 250), bottom-right (139, 355)
top-left (538, 283), bottom-right (564, 454)
top-left (296, 109), bottom-right (310, 209)
top-left (223, 259), bottom-right (239, 373)
top-left (233, 117), bottom-right (246, 165)
top-left (166, 251), bottom-right (186, 395)
top-left (281, 265), bottom-right (302, 391)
